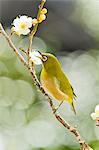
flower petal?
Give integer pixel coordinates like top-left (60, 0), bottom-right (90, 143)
top-left (13, 17), bottom-right (20, 27)
top-left (91, 113), bottom-right (96, 120)
top-left (95, 104), bottom-right (99, 114)
top-left (30, 51), bottom-right (42, 65)
top-left (20, 15), bottom-right (28, 21)
top-left (20, 28), bottom-right (30, 35)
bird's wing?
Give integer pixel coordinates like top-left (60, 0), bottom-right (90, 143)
top-left (54, 76), bottom-right (76, 114)
top-left (56, 71), bottom-right (74, 100)
top-left (53, 76), bottom-right (75, 104)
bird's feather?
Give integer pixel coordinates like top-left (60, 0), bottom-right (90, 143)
top-left (56, 70), bottom-right (74, 101)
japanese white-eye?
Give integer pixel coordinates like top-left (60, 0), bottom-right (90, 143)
top-left (30, 51), bottom-right (76, 114)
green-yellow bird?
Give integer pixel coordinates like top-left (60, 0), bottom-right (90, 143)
top-left (37, 52), bottom-right (77, 114)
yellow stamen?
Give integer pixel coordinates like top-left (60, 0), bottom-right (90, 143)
top-left (20, 23), bottom-right (27, 29)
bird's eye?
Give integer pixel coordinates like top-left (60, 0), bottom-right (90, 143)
top-left (42, 55), bottom-right (48, 62)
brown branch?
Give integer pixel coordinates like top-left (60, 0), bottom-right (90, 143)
top-left (0, 23), bottom-right (91, 150)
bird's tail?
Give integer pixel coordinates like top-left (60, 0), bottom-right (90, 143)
top-left (71, 102), bottom-right (76, 115)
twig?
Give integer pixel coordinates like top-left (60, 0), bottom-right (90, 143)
top-left (0, 23), bottom-right (90, 150)
top-left (19, 47), bottom-right (27, 55)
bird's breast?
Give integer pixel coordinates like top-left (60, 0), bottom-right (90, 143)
top-left (40, 71), bottom-right (69, 101)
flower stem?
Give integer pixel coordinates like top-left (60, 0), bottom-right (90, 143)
top-left (27, 0), bottom-right (46, 61)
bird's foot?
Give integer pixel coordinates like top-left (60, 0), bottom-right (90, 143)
top-left (53, 101), bottom-right (63, 114)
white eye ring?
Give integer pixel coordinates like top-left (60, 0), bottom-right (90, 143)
top-left (42, 55), bottom-right (48, 62)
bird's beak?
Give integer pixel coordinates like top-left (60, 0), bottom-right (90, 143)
top-left (37, 51), bottom-right (47, 62)
top-left (37, 51), bottom-right (43, 60)
top-left (38, 51), bottom-right (42, 56)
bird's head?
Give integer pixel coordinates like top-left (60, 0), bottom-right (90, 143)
top-left (37, 51), bottom-right (61, 72)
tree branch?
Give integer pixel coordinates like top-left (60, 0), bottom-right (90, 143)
top-left (0, 22), bottom-right (91, 150)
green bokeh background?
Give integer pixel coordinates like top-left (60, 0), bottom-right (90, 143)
top-left (0, 32), bottom-right (99, 150)
top-left (0, 0), bottom-right (99, 149)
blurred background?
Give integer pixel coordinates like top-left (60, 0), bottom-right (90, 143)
top-left (0, 0), bottom-right (99, 150)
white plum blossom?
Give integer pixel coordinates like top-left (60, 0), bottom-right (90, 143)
top-left (12, 15), bottom-right (33, 35)
top-left (95, 104), bottom-right (99, 114)
top-left (29, 51), bottom-right (42, 65)
top-left (91, 104), bottom-right (99, 120)
top-left (91, 104), bottom-right (99, 126)
top-left (91, 113), bottom-right (97, 120)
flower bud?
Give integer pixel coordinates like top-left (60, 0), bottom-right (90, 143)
top-left (41, 8), bottom-right (47, 14)
top-left (32, 18), bottom-right (38, 26)
top-left (38, 14), bottom-right (46, 23)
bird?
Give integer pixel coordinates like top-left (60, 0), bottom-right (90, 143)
top-left (37, 52), bottom-right (77, 114)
